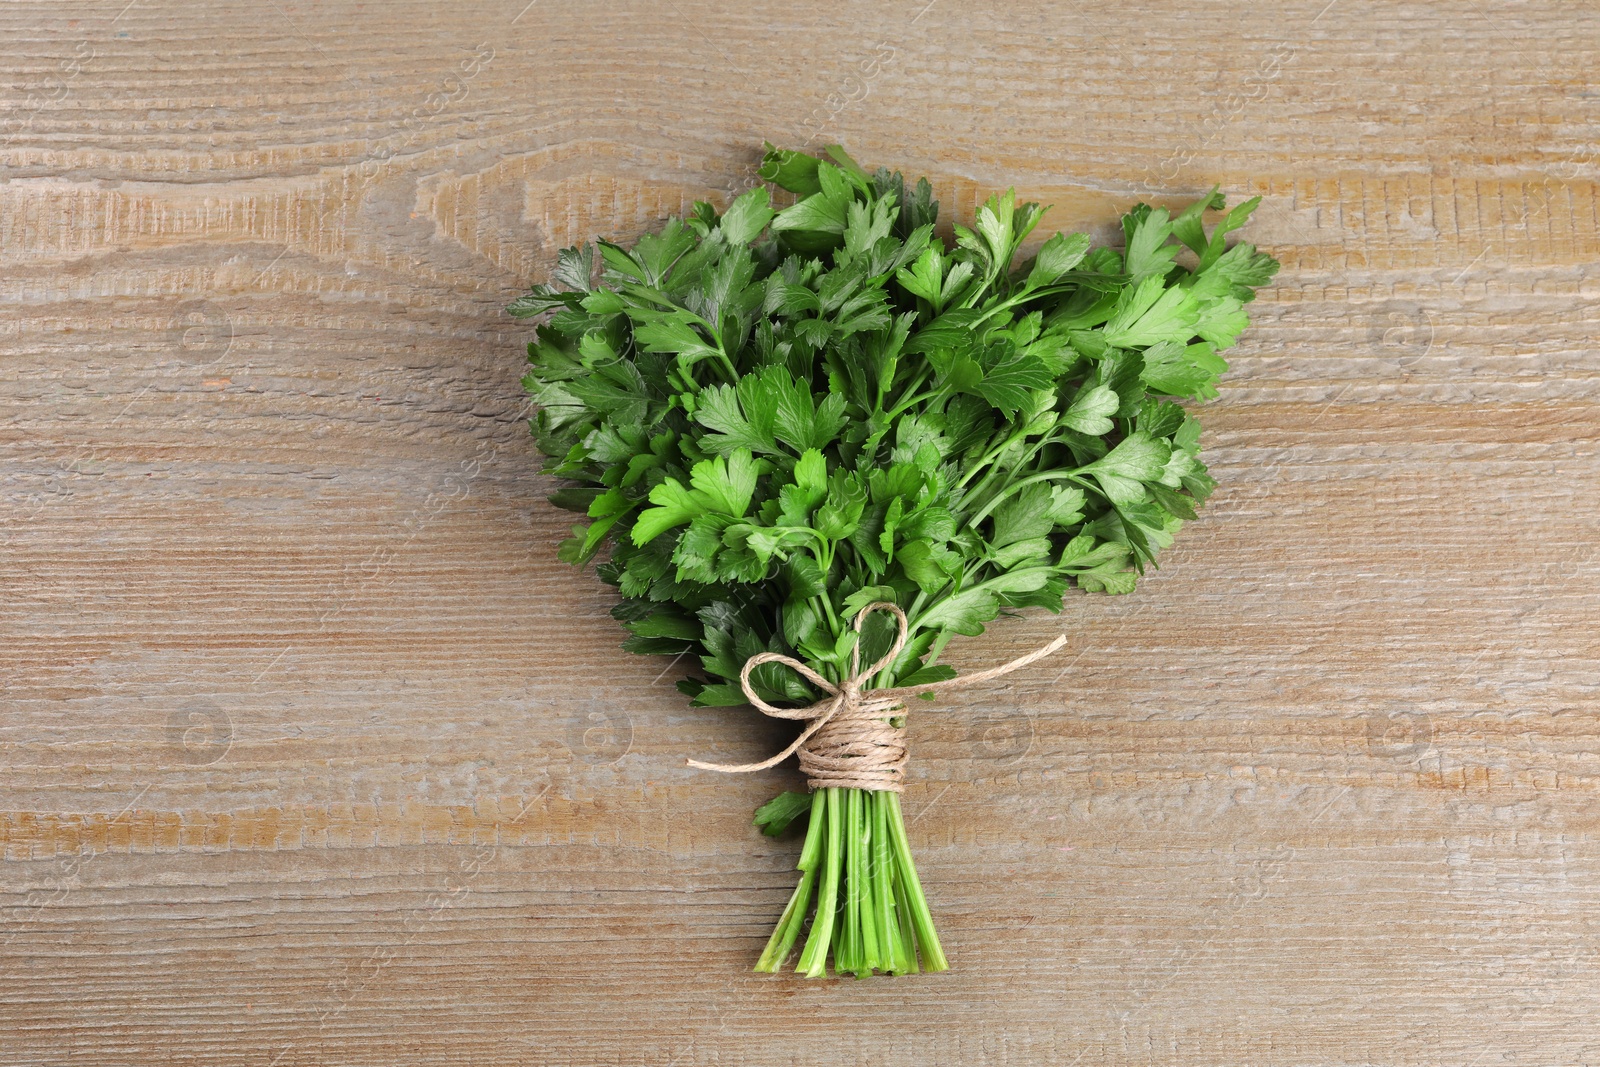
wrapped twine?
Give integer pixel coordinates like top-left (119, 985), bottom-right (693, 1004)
top-left (687, 602), bottom-right (1068, 792)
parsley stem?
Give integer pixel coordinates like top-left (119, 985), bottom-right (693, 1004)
top-left (1008, 430), bottom-right (1061, 479)
top-left (966, 469), bottom-right (1095, 528)
top-left (884, 366), bottom-right (937, 420)
top-left (811, 593), bottom-right (841, 645)
top-left (872, 791), bottom-right (902, 972)
top-left (755, 867), bottom-right (816, 972)
top-left (885, 388), bottom-right (937, 422)
top-left (760, 785), bottom-right (946, 977)
top-left (892, 866), bottom-right (920, 974)
top-left (855, 788), bottom-right (881, 974)
top-left (797, 787), bottom-right (843, 977)
top-left (966, 282), bottom-right (1058, 324)
top-left (955, 423), bottom-right (1033, 492)
top-left (757, 788), bottom-right (826, 972)
top-left (886, 791), bottom-right (948, 971)
top-left (796, 784), bottom-right (826, 872)
top-left (843, 787), bottom-right (862, 975)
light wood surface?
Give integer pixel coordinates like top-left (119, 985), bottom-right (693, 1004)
top-left (4, 2), bottom-right (1598, 1063)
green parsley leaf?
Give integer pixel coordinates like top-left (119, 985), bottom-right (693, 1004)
top-left (719, 186), bottom-right (776, 246)
top-left (753, 790), bottom-right (814, 836)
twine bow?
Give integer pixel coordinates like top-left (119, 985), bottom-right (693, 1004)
top-left (687, 602), bottom-right (1068, 792)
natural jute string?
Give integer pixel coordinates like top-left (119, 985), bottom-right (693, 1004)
top-left (687, 602), bottom-right (1068, 792)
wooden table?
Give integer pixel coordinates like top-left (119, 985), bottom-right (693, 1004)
top-left (4, 2), bottom-right (1597, 1062)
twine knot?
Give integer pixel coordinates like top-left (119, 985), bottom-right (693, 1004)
top-left (687, 602), bottom-right (1067, 792)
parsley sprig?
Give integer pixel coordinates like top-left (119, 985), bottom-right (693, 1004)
top-left (512, 144), bottom-right (1277, 976)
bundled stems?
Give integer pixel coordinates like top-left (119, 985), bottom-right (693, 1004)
top-left (755, 787), bottom-right (946, 978)
top-left (513, 144), bottom-right (1280, 978)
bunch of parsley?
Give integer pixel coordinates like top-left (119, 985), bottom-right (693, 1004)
top-left (511, 145), bottom-right (1277, 977)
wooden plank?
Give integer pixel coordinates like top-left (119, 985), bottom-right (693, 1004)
top-left (3, 0), bottom-right (1599, 1062)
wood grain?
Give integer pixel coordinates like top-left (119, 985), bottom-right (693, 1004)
top-left (3, 1), bottom-right (1599, 1063)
